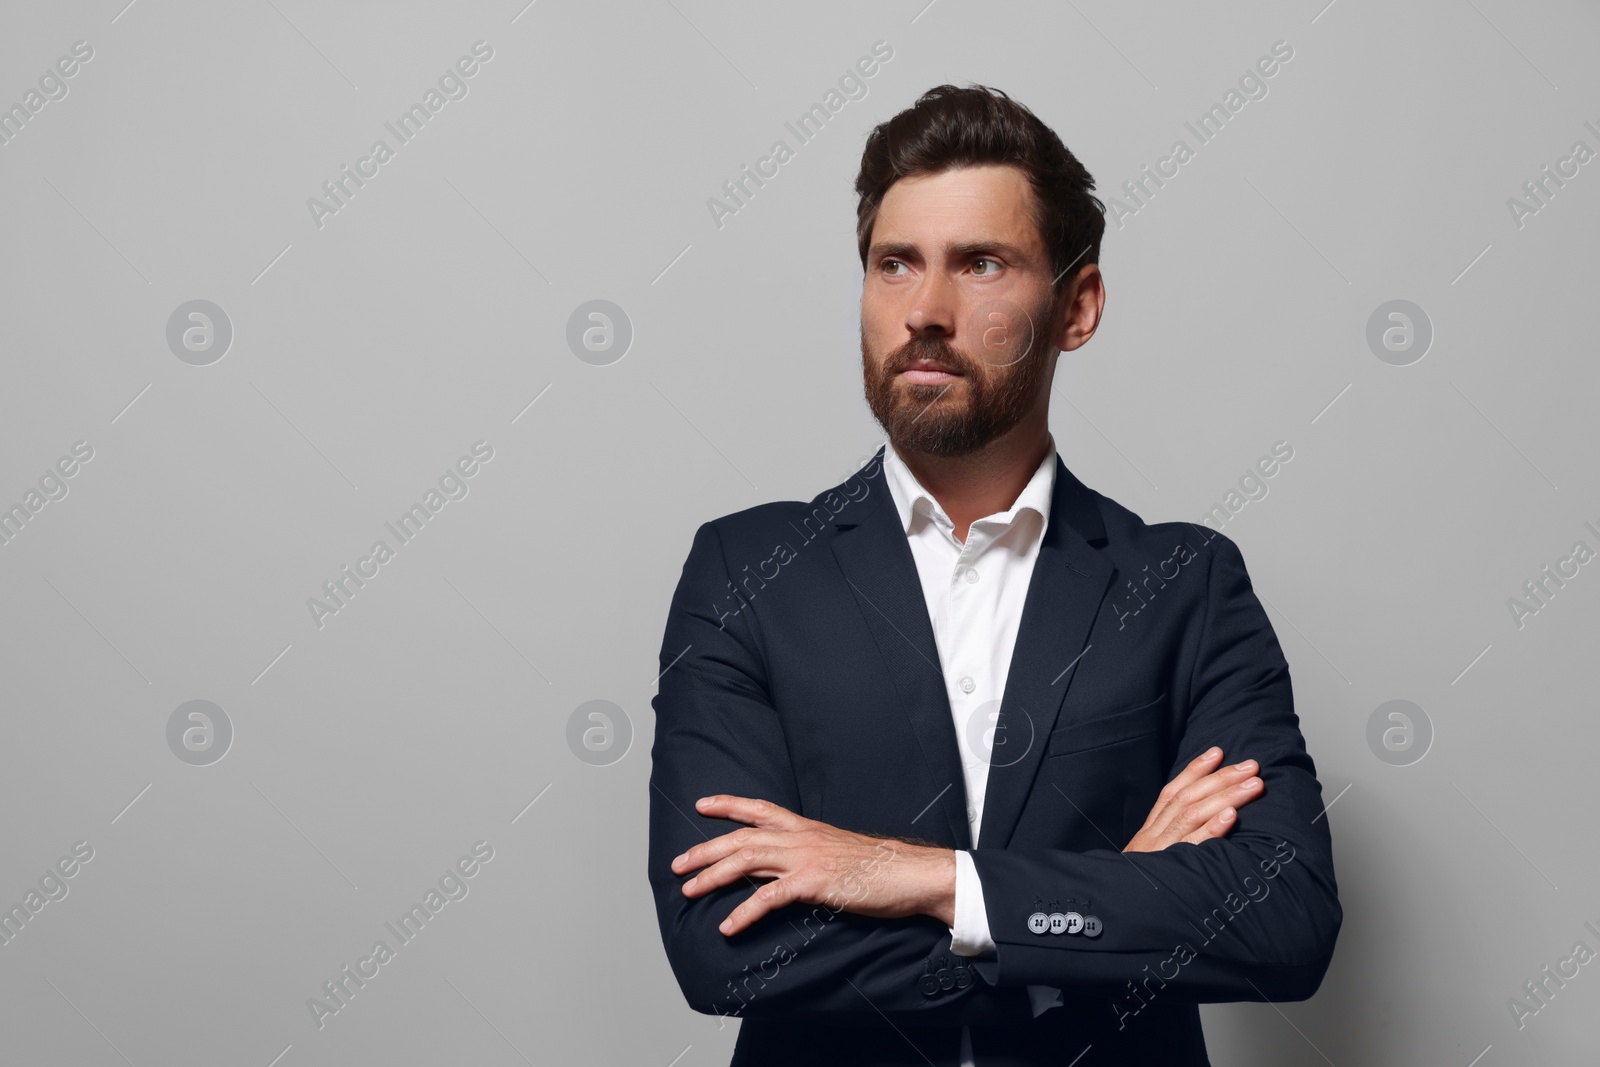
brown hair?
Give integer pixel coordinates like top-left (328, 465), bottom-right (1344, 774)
top-left (854, 84), bottom-right (1105, 292)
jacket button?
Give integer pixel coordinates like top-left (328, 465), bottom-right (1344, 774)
top-left (937, 968), bottom-right (955, 990)
top-left (919, 973), bottom-right (940, 996)
top-left (1063, 911), bottom-right (1084, 935)
top-left (1047, 912), bottom-right (1068, 934)
top-left (1027, 911), bottom-right (1050, 934)
top-left (1082, 914), bottom-right (1103, 938)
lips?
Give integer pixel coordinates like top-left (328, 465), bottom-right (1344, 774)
top-left (898, 363), bottom-right (963, 385)
top-left (901, 359), bottom-right (963, 375)
top-left (897, 354), bottom-right (966, 385)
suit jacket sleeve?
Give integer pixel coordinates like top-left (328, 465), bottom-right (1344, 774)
top-left (966, 531), bottom-right (1342, 1004)
top-left (648, 520), bottom-right (1037, 1024)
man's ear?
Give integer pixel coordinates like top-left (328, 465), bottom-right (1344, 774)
top-left (1047, 284), bottom-right (1078, 354)
top-left (1055, 264), bottom-right (1104, 354)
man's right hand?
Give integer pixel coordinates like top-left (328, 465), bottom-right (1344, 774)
top-left (1122, 746), bottom-right (1263, 853)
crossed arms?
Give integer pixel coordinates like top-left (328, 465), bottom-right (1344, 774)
top-left (647, 520), bottom-right (1342, 1024)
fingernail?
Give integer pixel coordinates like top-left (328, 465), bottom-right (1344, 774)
top-left (1205, 747), bottom-right (1221, 759)
top-left (685, 876), bottom-right (697, 890)
top-left (1221, 807), bottom-right (1235, 822)
top-left (719, 919), bottom-right (733, 933)
top-left (671, 853), bottom-right (685, 867)
top-left (1236, 760), bottom-right (1256, 772)
top-left (696, 797), bottom-right (712, 809)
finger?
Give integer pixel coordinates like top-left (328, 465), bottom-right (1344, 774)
top-left (1152, 747), bottom-right (1226, 810)
top-left (1180, 804), bottom-right (1237, 846)
top-left (695, 794), bottom-right (808, 832)
top-left (671, 826), bottom-right (768, 875)
top-left (720, 875), bottom-right (803, 936)
top-left (1164, 775), bottom-right (1262, 842)
top-left (683, 845), bottom-right (787, 897)
top-left (1139, 759), bottom-right (1247, 842)
top-left (1179, 759), bottom-right (1261, 811)
top-left (1149, 758), bottom-right (1258, 830)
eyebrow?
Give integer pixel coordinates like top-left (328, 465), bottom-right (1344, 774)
top-left (868, 239), bottom-right (1036, 264)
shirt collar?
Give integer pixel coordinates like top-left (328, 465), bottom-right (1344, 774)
top-left (880, 435), bottom-right (1057, 537)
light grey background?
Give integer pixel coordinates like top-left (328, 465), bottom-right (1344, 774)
top-left (1, 0), bottom-right (1596, 1064)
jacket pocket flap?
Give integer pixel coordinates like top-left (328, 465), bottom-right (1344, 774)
top-left (1043, 691), bottom-right (1167, 757)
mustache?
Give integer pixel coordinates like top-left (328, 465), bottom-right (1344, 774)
top-left (885, 336), bottom-right (974, 375)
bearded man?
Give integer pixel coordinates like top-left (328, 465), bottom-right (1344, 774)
top-left (648, 83), bottom-right (1341, 1067)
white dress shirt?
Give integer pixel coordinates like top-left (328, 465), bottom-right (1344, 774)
top-left (879, 437), bottom-right (1065, 1065)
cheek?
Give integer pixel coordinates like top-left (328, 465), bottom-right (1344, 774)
top-left (861, 273), bottom-right (915, 316)
top-left (860, 294), bottom-right (898, 339)
top-left (859, 320), bottom-right (898, 365)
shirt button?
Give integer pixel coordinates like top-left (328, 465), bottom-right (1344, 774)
top-left (967, 806), bottom-right (977, 822)
top-left (959, 676), bottom-right (976, 694)
top-left (964, 568), bottom-right (979, 584)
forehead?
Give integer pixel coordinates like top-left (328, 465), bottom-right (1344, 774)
top-left (872, 164), bottom-right (1041, 253)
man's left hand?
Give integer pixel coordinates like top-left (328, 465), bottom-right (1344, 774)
top-left (670, 795), bottom-right (955, 936)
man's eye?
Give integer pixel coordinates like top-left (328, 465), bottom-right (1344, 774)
top-left (972, 258), bottom-right (998, 275)
top-left (881, 261), bottom-right (906, 275)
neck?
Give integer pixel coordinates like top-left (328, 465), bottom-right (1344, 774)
top-left (892, 417), bottom-right (1052, 543)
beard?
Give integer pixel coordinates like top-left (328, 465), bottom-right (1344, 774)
top-left (861, 303), bottom-right (1055, 458)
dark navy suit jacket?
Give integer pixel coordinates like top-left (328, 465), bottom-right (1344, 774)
top-left (648, 445), bottom-right (1341, 1066)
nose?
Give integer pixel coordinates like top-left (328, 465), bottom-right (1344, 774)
top-left (906, 270), bottom-right (957, 338)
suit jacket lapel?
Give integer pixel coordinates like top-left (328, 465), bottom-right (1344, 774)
top-left (824, 447), bottom-right (1115, 853)
top-left (977, 455), bottom-right (1113, 850)
top-left (828, 447), bottom-right (973, 849)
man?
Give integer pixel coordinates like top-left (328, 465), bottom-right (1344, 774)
top-left (648, 84), bottom-right (1340, 1066)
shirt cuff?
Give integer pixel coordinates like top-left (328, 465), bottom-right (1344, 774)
top-left (948, 850), bottom-right (995, 956)
top-left (949, 851), bottom-right (1063, 1017)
